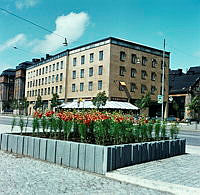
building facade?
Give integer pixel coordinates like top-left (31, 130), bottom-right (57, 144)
top-left (0, 69), bottom-right (16, 113)
top-left (25, 37), bottom-right (170, 115)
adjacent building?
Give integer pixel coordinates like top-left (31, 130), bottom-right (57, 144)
top-left (169, 66), bottom-right (200, 119)
top-left (25, 37), bottom-right (170, 115)
top-left (0, 69), bottom-right (16, 113)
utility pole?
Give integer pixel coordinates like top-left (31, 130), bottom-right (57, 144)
top-left (161, 39), bottom-right (166, 121)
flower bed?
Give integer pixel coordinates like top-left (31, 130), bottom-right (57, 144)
top-left (30, 110), bottom-right (179, 145)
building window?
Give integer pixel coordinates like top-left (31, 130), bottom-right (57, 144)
top-left (152, 59), bottom-right (157, 68)
top-left (80, 83), bottom-right (84, 92)
top-left (119, 66), bottom-right (126, 76)
top-left (98, 66), bottom-right (103, 75)
top-left (120, 51), bottom-right (126, 61)
top-left (48, 76), bottom-right (51, 84)
top-left (30, 81), bottom-right (32, 87)
top-left (72, 71), bottom-right (76, 79)
top-left (41, 89), bottom-right (43, 96)
top-left (99, 51), bottom-right (103, 61)
top-left (53, 64), bottom-right (55, 71)
top-left (33, 70), bottom-right (35, 77)
top-left (60, 73), bottom-right (63, 81)
top-left (88, 81), bottom-right (93, 91)
top-left (48, 87), bottom-right (50, 95)
top-left (49, 65), bottom-right (51, 72)
top-left (56, 62), bottom-right (59, 70)
top-left (59, 85), bottom-right (62, 93)
top-left (98, 80), bottom-right (102, 90)
top-left (36, 80), bottom-right (38, 86)
top-left (39, 79), bottom-right (41, 86)
top-left (42, 78), bottom-right (44, 85)
top-left (72, 84), bottom-right (76, 92)
top-left (141, 70), bottom-right (147, 80)
top-left (151, 72), bottom-right (156, 81)
top-left (141, 84), bottom-right (147, 94)
top-left (89, 67), bottom-right (93, 77)
top-left (151, 86), bottom-right (156, 94)
top-left (46, 66), bottom-right (48, 73)
top-left (27, 91), bottom-right (29, 97)
top-left (33, 80), bottom-right (35, 87)
top-left (80, 69), bottom-right (84, 78)
top-left (60, 61), bottom-right (64, 69)
top-left (39, 69), bottom-right (41, 75)
top-left (119, 82), bottom-right (125, 91)
top-left (42, 67), bottom-right (44, 74)
top-left (161, 61), bottom-right (166, 69)
top-left (38, 89), bottom-right (40, 96)
top-left (52, 87), bottom-right (54, 94)
top-left (32, 90), bottom-right (34, 96)
top-left (73, 57), bottom-right (77, 66)
top-left (45, 88), bottom-right (47, 95)
top-left (142, 56), bottom-right (147, 66)
top-left (90, 53), bottom-right (94, 62)
top-left (131, 68), bottom-right (136, 78)
top-left (81, 55), bottom-right (85, 64)
top-left (27, 82), bottom-right (30, 88)
top-left (130, 83), bottom-right (136, 92)
top-left (45, 77), bottom-right (47, 84)
top-left (131, 54), bottom-right (137, 64)
top-left (52, 75), bottom-right (55, 83)
top-left (35, 90), bottom-right (37, 96)
top-left (56, 86), bottom-right (58, 94)
top-left (56, 74), bottom-right (59, 82)
top-left (36, 70), bottom-right (38, 76)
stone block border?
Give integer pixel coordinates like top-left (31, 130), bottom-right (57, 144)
top-left (0, 133), bottom-right (186, 174)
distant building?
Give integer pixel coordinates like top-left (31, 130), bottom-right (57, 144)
top-left (169, 66), bottom-right (200, 119)
top-left (0, 69), bottom-right (16, 113)
top-left (25, 37), bottom-right (170, 116)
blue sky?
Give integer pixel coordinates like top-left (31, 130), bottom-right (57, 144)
top-left (0, 0), bottom-right (199, 72)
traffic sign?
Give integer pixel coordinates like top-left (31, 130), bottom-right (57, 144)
top-left (157, 95), bottom-right (163, 104)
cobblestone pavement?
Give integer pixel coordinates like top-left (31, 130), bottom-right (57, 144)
top-left (113, 154), bottom-right (200, 188)
top-left (0, 151), bottom-right (171, 195)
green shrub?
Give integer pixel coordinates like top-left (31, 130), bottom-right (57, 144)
top-left (154, 121), bottom-right (161, 140)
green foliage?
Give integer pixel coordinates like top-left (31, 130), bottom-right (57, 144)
top-left (135, 92), bottom-right (151, 110)
top-left (18, 116), bottom-right (24, 135)
top-left (170, 123), bottom-right (179, 139)
top-left (52, 118), bottom-right (58, 137)
top-left (25, 116), bottom-right (29, 133)
top-left (40, 116), bottom-right (47, 135)
top-left (33, 95), bottom-right (43, 110)
top-left (161, 121), bottom-right (167, 139)
top-left (188, 95), bottom-right (200, 118)
top-left (147, 122), bottom-right (153, 139)
top-left (63, 121), bottom-right (73, 140)
top-left (11, 117), bottom-right (16, 132)
top-left (32, 118), bottom-right (39, 136)
top-left (92, 91), bottom-right (108, 109)
top-left (57, 118), bottom-right (63, 138)
top-left (51, 93), bottom-right (60, 109)
top-left (78, 123), bottom-right (87, 142)
top-left (10, 99), bottom-right (18, 110)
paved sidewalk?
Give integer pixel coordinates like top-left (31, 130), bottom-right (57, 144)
top-left (0, 151), bottom-right (170, 195)
top-left (106, 149), bottom-right (200, 195)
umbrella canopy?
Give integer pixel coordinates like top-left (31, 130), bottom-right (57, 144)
top-left (60, 101), bottom-right (139, 110)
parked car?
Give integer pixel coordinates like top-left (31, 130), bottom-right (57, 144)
top-left (166, 116), bottom-right (177, 122)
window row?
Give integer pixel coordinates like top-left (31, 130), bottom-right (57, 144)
top-left (73, 51), bottom-right (103, 66)
top-left (120, 67), bottom-right (161, 81)
top-left (119, 82), bottom-right (158, 94)
top-left (72, 80), bottom-right (103, 92)
top-left (27, 85), bottom-right (63, 97)
top-left (28, 61), bottom-right (64, 79)
top-left (72, 66), bottom-right (103, 79)
top-left (27, 73), bottom-right (63, 88)
top-left (120, 51), bottom-right (166, 68)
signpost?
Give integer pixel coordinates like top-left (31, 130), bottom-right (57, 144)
top-left (157, 95), bottom-right (163, 104)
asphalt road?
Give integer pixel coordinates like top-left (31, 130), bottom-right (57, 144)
top-left (0, 116), bottom-right (199, 146)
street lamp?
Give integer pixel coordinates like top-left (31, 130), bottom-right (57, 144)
top-left (161, 39), bottom-right (166, 121)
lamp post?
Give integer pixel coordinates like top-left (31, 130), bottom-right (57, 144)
top-left (161, 39), bottom-right (166, 121)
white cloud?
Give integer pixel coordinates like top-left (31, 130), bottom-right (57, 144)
top-left (15, 0), bottom-right (39, 9)
top-left (0, 34), bottom-right (26, 52)
top-left (33, 12), bottom-right (89, 54)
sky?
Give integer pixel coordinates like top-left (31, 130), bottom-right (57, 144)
top-left (0, 0), bottom-right (200, 72)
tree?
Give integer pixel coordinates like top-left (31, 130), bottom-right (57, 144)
top-left (10, 99), bottom-right (18, 110)
top-left (50, 93), bottom-right (60, 109)
top-left (135, 92), bottom-right (151, 112)
top-left (188, 95), bottom-right (200, 118)
top-left (33, 95), bottom-right (43, 110)
top-left (92, 91), bottom-right (108, 109)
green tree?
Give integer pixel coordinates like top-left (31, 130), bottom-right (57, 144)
top-left (135, 92), bottom-right (151, 111)
top-left (92, 91), bottom-right (108, 109)
top-left (50, 93), bottom-right (60, 109)
top-left (33, 95), bottom-right (43, 110)
top-left (188, 95), bottom-right (200, 118)
top-left (10, 99), bottom-right (18, 110)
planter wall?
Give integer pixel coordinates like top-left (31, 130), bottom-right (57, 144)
top-left (0, 133), bottom-right (186, 174)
